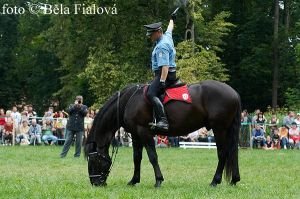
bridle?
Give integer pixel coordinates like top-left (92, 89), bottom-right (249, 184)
top-left (88, 86), bottom-right (141, 180)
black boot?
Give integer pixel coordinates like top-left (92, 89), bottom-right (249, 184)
top-left (150, 97), bottom-right (169, 132)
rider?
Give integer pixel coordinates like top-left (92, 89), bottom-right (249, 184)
top-left (144, 14), bottom-right (177, 132)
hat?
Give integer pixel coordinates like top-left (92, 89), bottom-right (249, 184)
top-left (291, 122), bottom-right (297, 125)
top-left (144, 22), bottom-right (162, 36)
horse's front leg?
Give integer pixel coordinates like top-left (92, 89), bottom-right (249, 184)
top-left (127, 136), bottom-right (143, 186)
top-left (144, 138), bottom-right (164, 188)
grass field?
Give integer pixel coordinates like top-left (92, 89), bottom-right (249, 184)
top-left (0, 146), bottom-right (299, 199)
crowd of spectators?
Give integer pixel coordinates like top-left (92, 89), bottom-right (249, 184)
top-left (0, 105), bottom-right (96, 146)
top-left (1, 105), bottom-right (299, 150)
top-left (242, 109), bottom-right (300, 150)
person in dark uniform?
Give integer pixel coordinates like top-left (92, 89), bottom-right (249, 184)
top-left (60, 95), bottom-right (88, 158)
top-left (144, 14), bottom-right (177, 132)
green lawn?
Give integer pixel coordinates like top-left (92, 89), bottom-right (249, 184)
top-left (0, 146), bottom-right (299, 199)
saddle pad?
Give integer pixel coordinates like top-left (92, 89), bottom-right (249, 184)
top-left (163, 85), bottom-right (192, 104)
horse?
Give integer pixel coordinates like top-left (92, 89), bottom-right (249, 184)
top-left (84, 80), bottom-right (241, 187)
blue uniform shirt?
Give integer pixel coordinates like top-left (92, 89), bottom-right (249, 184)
top-left (151, 30), bottom-right (176, 71)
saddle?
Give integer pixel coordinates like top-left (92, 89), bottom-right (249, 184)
top-left (143, 80), bottom-right (192, 105)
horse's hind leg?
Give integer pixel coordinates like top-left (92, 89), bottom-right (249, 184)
top-left (128, 135), bottom-right (143, 186)
top-left (210, 131), bottom-right (226, 187)
top-left (144, 137), bottom-right (164, 188)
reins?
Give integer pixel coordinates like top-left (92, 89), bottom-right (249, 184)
top-left (88, 85), bottom-right (141, 179)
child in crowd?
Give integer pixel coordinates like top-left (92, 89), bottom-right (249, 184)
top-left (264, 136), bottom-right (274, 150)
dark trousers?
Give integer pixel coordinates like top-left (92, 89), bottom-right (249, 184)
top-left (60, 129), bottom-right (83, 157)
top-left (147, 70), bottom-right (176, 100)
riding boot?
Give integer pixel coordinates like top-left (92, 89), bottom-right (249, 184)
top-left (150, 97), bottom-right (169, 132)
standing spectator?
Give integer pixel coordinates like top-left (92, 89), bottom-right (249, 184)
top-left (288, 122), bottom-right (299, 149)
top-left (29, 119), bottom-right (42, 145)
top-left (27, 105), bottom-right (37, 120)
top-left (16, 120), bottom-right (30, 145)
top-left (240, 110), bottom-right (251, 147)
top-left (283, 111), bottom-right (295, 129)
top-left (251, 109), bottom-right (261, 126)
top-left (3, 117), bottom-right (15, 145)
top-left (60, 95), bottom-right (88, 158)
top-left (256, 112), bottom-right (266, 131)
top-left (269, 114), bottom-right (279, 137)
top-left (251, 124), bottom-right (265, 148)
top-left (0, 108), bottom-right (6, 143)
top-left (42, 119), bottom-right (57, 145)
top-left (84, 112), bottom-right (94, 142)
top-left (294, 113), bottom-right (300, 127)
top-left (11, 106), bottom-right (21, 127)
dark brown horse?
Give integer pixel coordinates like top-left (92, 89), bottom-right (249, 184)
top-left (84, 80), bottom-right (241, 187)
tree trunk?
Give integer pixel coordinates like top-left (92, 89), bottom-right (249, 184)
top-left (272, 0), bottom-right (279, 108)
top-left (284, 0), bottom-right (290, 34)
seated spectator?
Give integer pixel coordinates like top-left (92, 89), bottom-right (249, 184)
top-left (29, 119), bottom-right (42, 145)
top-left (264, 136), bottom-right (274, 150)
top-left (288, 122), bottom-right (300, 149)
top-left (156, 135), bottom-right (169, 148)
top-left (168, 136), bottom-right (179, 147)
top-left (180, 130), bottom-right (200, 142)
top-left (252, 124), bottom-right (265, 148)
top-left (16, 120), bottom-right (30, 145)
top-left (3, 117), bottom-right (15, 145)
top-left (42, 111), bottom-right (53, 125)
top-left (54, 111), bottom-right (67, 139)
top-left (42, 119), bottom-right (57, 145)
top-left (278, 126), bottom-right (289, 149)
top-left (269, 114), bottom-right (279, 136)
top-left (272, 128), bottom-right (281, 149)
top-left (198, 127), bottom-right (214, 143)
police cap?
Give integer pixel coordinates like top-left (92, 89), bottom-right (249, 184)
top-left (144, 22), bottom-right (162, 36)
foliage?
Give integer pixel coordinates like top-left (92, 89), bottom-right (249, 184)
top-left (0, 147), bottom-right (299, 198)
top-left (1, 0), bottom-right (300, 111)
top-left (176, 41), bottom-right (229, 83)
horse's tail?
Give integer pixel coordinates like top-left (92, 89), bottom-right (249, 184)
top-left (224, 95), bottom-right (241, 182)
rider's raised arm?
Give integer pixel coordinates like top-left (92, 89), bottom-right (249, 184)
top-left (167, 19), bottom-right (174, 33)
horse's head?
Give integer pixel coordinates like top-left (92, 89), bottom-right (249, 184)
top-left (87, 151), bottom-right (112, 186)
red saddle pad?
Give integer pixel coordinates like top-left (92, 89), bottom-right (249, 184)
top-left (163, 85), bottom-right (192, 104)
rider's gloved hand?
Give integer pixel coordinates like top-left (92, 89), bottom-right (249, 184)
top-left (159, 81), bottom-right (166, 92)
top-left (171, 13), bottom-right (177, 22)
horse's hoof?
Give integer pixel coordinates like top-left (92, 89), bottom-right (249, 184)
top-left (210, 182), bottom-right (218, 187)
top-left (230, 181), bottom-right (237, 186)
top-left (127, 179), bottom-right (139, 186)
top-left (154, 180), bottom-right (162, 188)
top-left (127, 181), bottom-right (136, 186)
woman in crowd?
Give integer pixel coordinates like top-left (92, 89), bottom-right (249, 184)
top-left (3, 117), bottom-right (14, 145)
top-left (288, 122), bottom-right (299, 149)
top-left (16, 120), bottom-right (30, 145)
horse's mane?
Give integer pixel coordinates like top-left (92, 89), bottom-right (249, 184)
top-left (84, 84), bottom-right (140, 157)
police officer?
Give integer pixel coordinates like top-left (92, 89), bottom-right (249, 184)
top-left (144, 14), bottom-right (177, 132)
